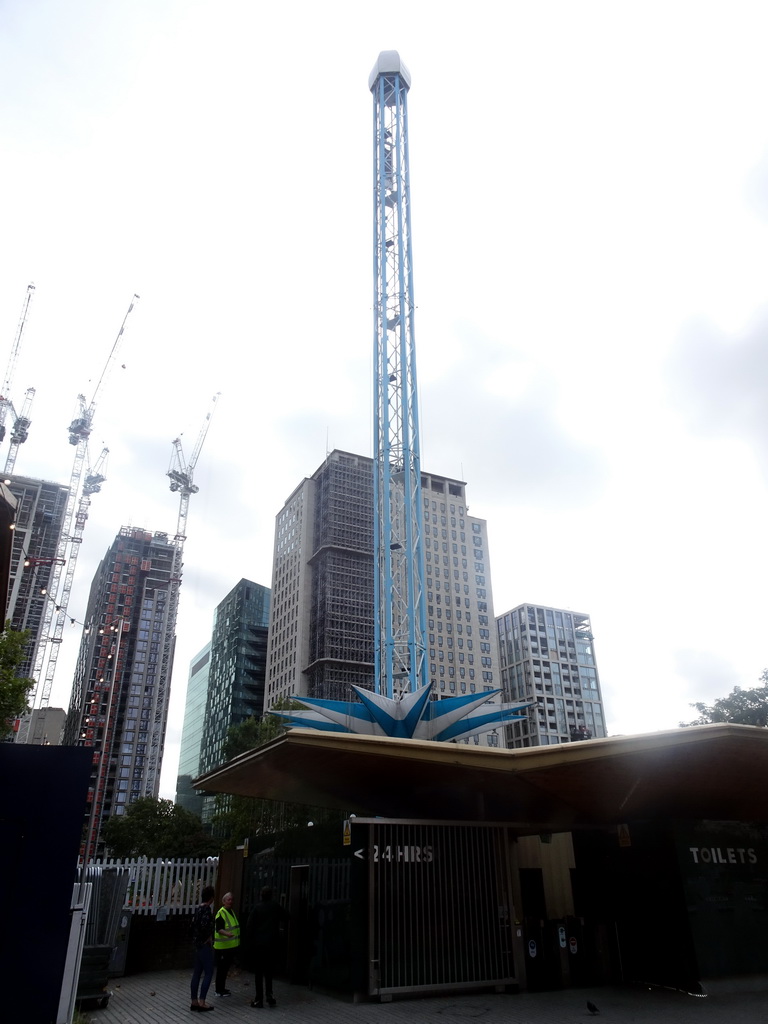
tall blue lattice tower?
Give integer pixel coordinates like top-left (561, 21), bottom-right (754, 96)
top-left (370, 51), bottom-right (427, 699)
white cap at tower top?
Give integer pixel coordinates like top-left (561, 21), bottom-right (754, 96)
top-left (368, 50), bottom-right (411, 91)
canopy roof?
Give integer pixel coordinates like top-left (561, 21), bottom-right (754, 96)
top-left (194, 724), bottom-right (768, 832)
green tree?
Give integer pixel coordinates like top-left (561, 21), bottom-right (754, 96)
top-left (101, 797), bottom-right (217, 859)
top-left (0, 622), bottom-right (35, 739)
top-left (211, 701), bottom-right (342, 849)
top-left (680, 673), bottom-right (768, 728)
top-left (222, 710), bottom-right (286, 762)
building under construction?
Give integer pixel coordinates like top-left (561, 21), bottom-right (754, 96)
top-left (265, 450), bottom-right (503, 745)
top-left (1, 293), bottom-right (141, 748)
top-left (64, 526), bottom-right (180, 855)
top-left (5, 474), bottom-right (69, 680)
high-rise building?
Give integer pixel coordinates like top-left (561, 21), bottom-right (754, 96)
top-left (64, 526), bottom-right (180, 854)
top-left (268, 451), bottom-right (374, 705)
top-left (0, 482), bottom-right (17, 611)
top-left (5, 474), bottom-right (69, 680)
top-left (496, 603), bottom-right (607, 747)
top-left (265, 450), bottom-right (503, 746)
top-left (196, 578), bottom-right (270, 822)
top-left (17, 706), bottom-right (66, 745)
top-left (175, 640), bottom-right (211, 817)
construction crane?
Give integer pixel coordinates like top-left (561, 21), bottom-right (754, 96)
top-left (28, 447), bottom-right (110, 746)
top-left (167, 391), bottom-right (220, 543)
top-left (28, 295), bottom-right (139, 720)
top-left (26, 448), bottom-right (109, 745)
top-left (0, 282), bottom-right (35, 458)
top-left (370, 52), bottom-right (427, 699)
top-left (5, 386), bottom-right (35, 475)
top-left (144, 392), bottom-right (220, 788)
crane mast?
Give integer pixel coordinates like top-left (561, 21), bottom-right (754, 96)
top-left (28, 447), bottom-right (110, 745)
top-left (370, 52), bottom-right (427, 699)
top-left (28, 296), bottom-right (139, 715)
top-left (147, 393), bottom-right (219, 789)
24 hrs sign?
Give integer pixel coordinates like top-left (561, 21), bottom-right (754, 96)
top-left (354, 844), bottom-right (434, 863)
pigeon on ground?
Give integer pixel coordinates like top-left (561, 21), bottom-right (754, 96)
top-left (586, 1000), bottom-right (599, 1015)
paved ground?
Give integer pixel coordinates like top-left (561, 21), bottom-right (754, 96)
top-left (85, 968), bottom-right (768, 1024)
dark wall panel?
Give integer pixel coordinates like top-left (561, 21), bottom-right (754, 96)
top-left (0, 744), bottom-right (91, 1023)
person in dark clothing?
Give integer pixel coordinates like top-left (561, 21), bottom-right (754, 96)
top-left (247, 886), bottom-right (289, 1008)
top-left (190, 885), bottom-right (216, 1012)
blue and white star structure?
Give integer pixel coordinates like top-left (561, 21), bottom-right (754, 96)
top-left (270, 685), bottom-right (536, 744)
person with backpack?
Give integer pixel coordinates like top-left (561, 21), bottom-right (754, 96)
top-left (190, 885), bottom-right (216, 1012)
top-left (213, 892), bottom-right (241, 997)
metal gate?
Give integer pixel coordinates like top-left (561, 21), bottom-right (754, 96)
top-left (356, 819), bottom-right (520, 997)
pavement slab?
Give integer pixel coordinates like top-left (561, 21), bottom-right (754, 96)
top-left (83, 968), bottom-right (768, 1024)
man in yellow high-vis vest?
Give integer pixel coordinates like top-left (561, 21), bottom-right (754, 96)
top-left (213, 892), bottom-right (240, 997)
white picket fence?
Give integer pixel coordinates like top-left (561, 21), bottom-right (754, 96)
top-left (82, 857), bottom-right (219, 916)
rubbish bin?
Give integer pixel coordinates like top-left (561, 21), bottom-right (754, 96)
top-left (76, 944), bottom-right (113, 1009)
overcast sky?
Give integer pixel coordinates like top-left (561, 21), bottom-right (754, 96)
top-left (2, 1), bottom-right (768, 798)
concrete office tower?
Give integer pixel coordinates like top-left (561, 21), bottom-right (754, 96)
top-left (65, 527), bottom-right (180, 854)
top-left (19, 706), bottom-right (66, 745)
top-left (5, 475), bottom-right (69, 680)
top-left (175, 640), bottom-right (211, 817)
top-left (196, 579), bottom-right (270, 823)
top-left (268, 451), bottom-right (374, 706)
top-left (265, 450), bottom-right (504, 746)
top-left (496, 603), bottom-right (606, 746)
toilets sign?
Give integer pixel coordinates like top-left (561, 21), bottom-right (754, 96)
top-left (688, 846), bottom-right (757, 866)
